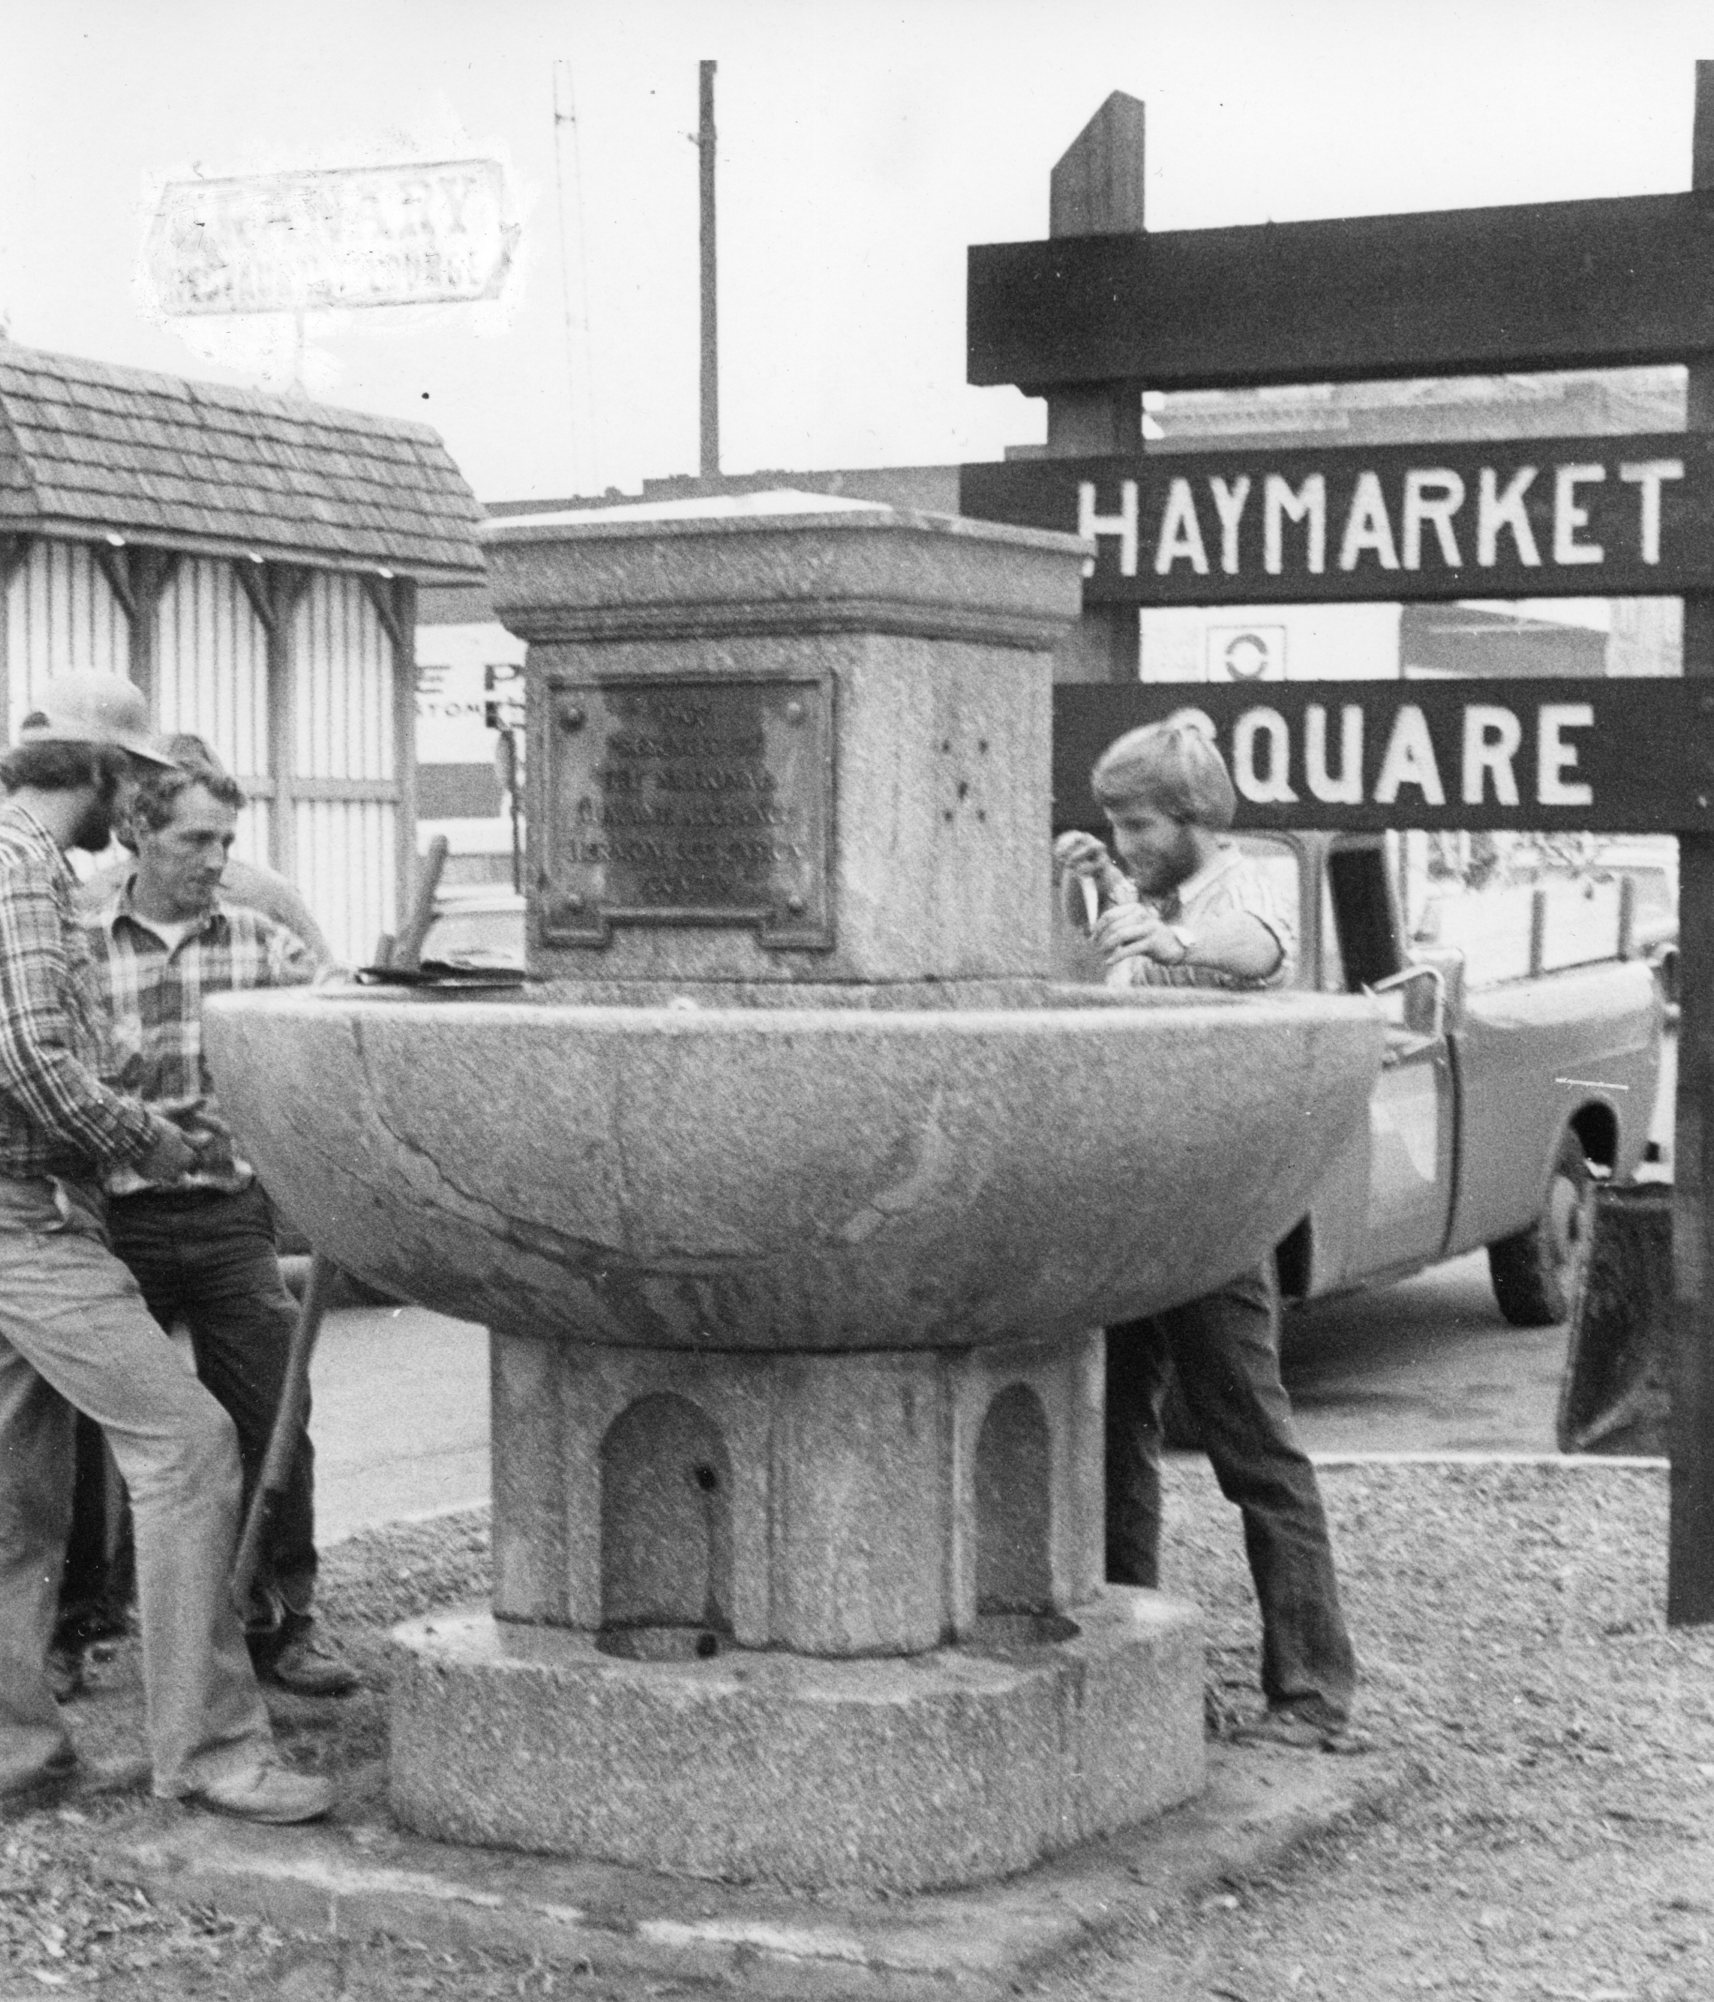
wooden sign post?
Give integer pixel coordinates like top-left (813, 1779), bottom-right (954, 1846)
top-left (1672, 70), bottom-right (1714, 1624)
top-left (966, 62), bottom-right (1714, 1624)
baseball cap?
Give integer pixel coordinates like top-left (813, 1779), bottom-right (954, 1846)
top-left (16, 675), bottom-right (176, 766)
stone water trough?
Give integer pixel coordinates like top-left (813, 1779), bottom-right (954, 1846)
top-left (206, 494), bottom-right (1382, 1893)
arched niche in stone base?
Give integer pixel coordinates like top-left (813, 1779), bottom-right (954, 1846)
top-left (598, 1393), bottom-right (733, 1657)
top-left (974, 1382), bottom-right (1054, 1616)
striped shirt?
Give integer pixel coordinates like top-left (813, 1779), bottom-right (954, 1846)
top-left (85, 879), bottom-right (316, 1196)
top-left (0, 803), bottom-right (158, 1180)
top-left (1108, 843), bottom-right (1297, 992)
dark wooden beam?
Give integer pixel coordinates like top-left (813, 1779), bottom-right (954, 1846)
top-left (234, 559), bottom-right (278, 639)
top-left (123, 549), bottom-right (182, 705)
top-left (1044, 95), bottom-right (1144, 686)
top-left (1671, 60), bottom-right (1714, 1629)
top-left (263, 564), bottom-right (310, 882)
top-left (969, 189), bottom-right (1714, 392)
top-left (391, 576), bottom-right (420, 948)
top-left (92, 544), bottom-right (137, 624)
top-left (0, 536), bottom-right (24, 731)
top-left (1050, 90), bottom-right (1145, 238)
top-left (360, 571), bottom-right (405, 653)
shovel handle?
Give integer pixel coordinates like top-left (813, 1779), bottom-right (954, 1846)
top-left (230, 1251), bottom-right (334, 1617)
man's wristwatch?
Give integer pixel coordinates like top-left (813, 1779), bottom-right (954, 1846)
top-left (1164, 924), bottom-right (1197, 965)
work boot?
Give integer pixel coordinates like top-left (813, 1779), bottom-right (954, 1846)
top-left (0, 1746), bottom-right (147, 1815)
top-left (183, 1758), bottom-right (334, 1825)
top-left (1235, 1702), bottom-right (1370, 1754)
top-left (257, 1626), bottom-right (360, 1699)
top-left (46, 1644), bottom-right (84, 1704)
top-left (0, 1745), bottom-right (77, 1815)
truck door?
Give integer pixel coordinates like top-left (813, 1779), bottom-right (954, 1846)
top-left (1326, 837), bottom-right (1457, 1282)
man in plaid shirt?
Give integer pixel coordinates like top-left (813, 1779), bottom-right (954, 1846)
top-left (83, 752), bottom-right (357, 1698)
top-left (0, 674), bottom-right (330, 1822)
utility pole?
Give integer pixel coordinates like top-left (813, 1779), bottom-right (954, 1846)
top-left (699, 59), bottom-right (720, 480)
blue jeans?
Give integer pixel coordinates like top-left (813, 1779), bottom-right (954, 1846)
top-left (1105, 1261), bottom-right (1357, 1724)
top-left (0, 1174), bottom-right (274, 1796)
top-left (105, 1182), bottom-right (316, 1633)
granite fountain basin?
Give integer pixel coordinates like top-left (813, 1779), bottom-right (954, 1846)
top-left (205, 977), bottom-right (1382, 1352)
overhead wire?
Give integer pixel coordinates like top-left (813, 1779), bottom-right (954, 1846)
top-left (551, 59), bottom-right (599, 494)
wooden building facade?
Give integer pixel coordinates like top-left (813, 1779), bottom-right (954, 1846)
top-left (0, 346), bottom-right (484, 963)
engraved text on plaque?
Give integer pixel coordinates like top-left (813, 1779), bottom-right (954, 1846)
top-left (540, 675), bottom-right (834, 947)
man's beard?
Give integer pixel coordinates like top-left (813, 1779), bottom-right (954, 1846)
top-left (1134, 824), bottom-right (1202, 900)
top-left (68, 798), bottom-right (114, 853)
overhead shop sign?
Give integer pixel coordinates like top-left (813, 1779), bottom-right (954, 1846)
top-left (961, 435), bottom-right (1712, 605)
top-left (1052, 678), bottom-right (1714, 833)
top-left (147, 160), bottom-right (516, 316)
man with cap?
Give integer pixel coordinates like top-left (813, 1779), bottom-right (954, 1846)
top-left (0, 673), bottom-right (331, 1821)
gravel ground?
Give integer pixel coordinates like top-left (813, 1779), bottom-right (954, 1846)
top-left (3, 1459), bottom-right (1711, 2000)
top-left (1043, 1458), bottom-right (1714, 2002)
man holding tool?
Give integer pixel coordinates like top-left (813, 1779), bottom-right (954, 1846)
top-left (55, 733), bottom-right (336, 1695)
top-left (1055, 712), bottom-right (1359, 1749)
top-left (0, 673), bottom-right (331, 1818)
top-left (82, 747), bottom-right (358, 1697)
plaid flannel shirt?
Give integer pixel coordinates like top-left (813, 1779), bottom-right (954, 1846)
top-left (0, 803), bottom-right (158, 1181)
top-left (85, 879), bottom-right (316, 1196)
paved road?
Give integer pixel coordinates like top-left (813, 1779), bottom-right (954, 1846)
top-left (1281, 1249), bottom-right (1569, 1458)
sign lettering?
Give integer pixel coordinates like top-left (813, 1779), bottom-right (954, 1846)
top-left (146, 160), bottom-right (516, 317)
top-left (1052, 679), bottom-right (1714, 833)
top-left (963, 438), bottom-right (1711, 604)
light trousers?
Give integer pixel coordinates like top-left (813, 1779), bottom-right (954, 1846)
top-left (0, 1174), bottom-right (273, 1797)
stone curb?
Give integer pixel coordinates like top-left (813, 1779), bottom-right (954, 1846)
top-left (97, 1745), bottom-right (1400, 2001)
top-left (1307, 1450), bottom-right (1667, 1469)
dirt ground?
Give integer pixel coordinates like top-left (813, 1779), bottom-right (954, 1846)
top-left (3, 1459), bottom-right (1710, 2001)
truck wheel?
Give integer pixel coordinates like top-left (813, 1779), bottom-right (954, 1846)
top-left (1487, 1132), bottom-right (1593, 1327)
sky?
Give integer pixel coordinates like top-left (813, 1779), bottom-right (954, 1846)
top-left (1, 0), bottom-right (1712, 506)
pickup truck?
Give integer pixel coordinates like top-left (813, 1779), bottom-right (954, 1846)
top-left (1058, 828), bottom-right (1664, 1328)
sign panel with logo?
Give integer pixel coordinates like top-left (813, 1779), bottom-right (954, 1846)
top-left (1208, 624), bottom-right (1286, 682)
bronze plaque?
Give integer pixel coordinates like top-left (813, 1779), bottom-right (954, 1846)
top-left (539, 674), bottom-right (834, 947)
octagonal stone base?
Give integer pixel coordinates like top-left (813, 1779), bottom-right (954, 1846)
top-left (388, 1588), bottom-right (1204, 1892)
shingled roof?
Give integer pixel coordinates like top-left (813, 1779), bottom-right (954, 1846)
top-left (0, 344), bottom-right (484, 580)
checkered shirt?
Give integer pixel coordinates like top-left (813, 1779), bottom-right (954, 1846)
top-left (0, 803), bottom-right (158, 1180)
top-left (85, 879), bottom-right (316, 1196)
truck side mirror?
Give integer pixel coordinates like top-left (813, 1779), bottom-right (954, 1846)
top-left (1367, 963), bottom-right (1447, 1045)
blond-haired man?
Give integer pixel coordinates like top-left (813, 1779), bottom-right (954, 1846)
top-left (1056, 714), bottom-right (1358, 1748)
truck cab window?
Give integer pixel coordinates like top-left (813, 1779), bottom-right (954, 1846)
top-left (1327, 840), bottom-right (1404, 993)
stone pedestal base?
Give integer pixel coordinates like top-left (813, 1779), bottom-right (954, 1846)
top-left (490, 1329), bottom-right (1106, 1656)
top-left (388, 1587), bottom-right (1204, 1892)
